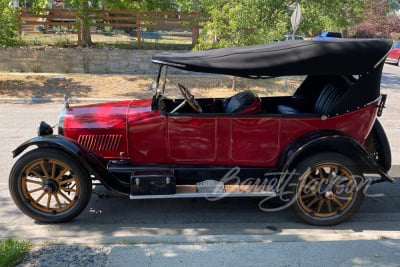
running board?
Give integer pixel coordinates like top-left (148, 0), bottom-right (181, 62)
top-left (130, 185), bottom-right (276, 200)
top-left (129, 191), bottom-right (276, 199)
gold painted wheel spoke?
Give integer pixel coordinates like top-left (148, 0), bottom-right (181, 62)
top-left (296, 162), bottom-right (361, 220)
top-left (58, 190), bottom-right (73, 204)
top-left (332, 197), bottom-right (344, 209)
top-left (327, 168), bottom-right (334, 182)
top-left (336, 191), bottom-right (350, 197)
top-left (51, 163), bottom-right (57, 179)
top-left (36, 191), bottom-right (47, 203)
top-left (59, 178), bottom-right (75, 186)
top-left (54, 168), bottom-right (68, 182)
top-left (25, 179), bottom-right (43, 186)
top-left (21, 158), bottom-right (82, 214)
top-left (62, 187), bottom-right (77, 193)
top-left (54, 193), bottom-right (62, 209)
top-left (316, 199), bottom-right (325, 213)
top-left (302, 184), bottom-right (315, 191)
top-left (306, 197), bottom-right (319, 209)
top-left (327, 200), bottom-right (333, 213)
top-left (28, 187), bottom-right (43, 194)
top-left (46, 193), bottom-right (52, 209)
top-left (301, 181), bottom-right (318, 193)
top-left (318, 169), bottom-right (324, 180)
top-left (40, 163), bottom-right (50, 179)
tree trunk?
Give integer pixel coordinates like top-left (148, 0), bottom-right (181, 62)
top-left (232, 77), bottom-right (238, 90)
top-left (79, 1), bottom-right (93, 47)
top-left (81, 25), bottom-right (93, 47)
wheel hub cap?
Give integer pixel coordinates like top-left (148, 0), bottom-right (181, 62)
top-left (324, 191), bottom-right (335, 200)
top-left (42, 180), bottom-right (58, 193)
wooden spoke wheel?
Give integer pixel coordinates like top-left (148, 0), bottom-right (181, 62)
top-left (9, 149), bottom-right (92, 223)
top-left (291, 153), bottom-right (365, 226)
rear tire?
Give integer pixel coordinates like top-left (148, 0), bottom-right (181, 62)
top-left (9, 148), bottom-right (92, 223)
top-left (290, 152), bottom-right (365, 226)
top-left (364, 119), bottom-right (391, 172)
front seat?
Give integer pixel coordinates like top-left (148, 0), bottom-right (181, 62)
top-left (224, 90), bottom-right (261, 114)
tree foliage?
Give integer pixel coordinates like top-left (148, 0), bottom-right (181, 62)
top-left (0, 0), bottom-right (21, 48)
top-left (196, 0), bottom-right (366, 49)
top-left (348, 0), bottom-right (400, 38)
top-left (196, 0), bottom-right (291, 49)
top-left (2, 0), bottom-right (398, 49)
top-left (298, 0), bottom-right (364, 36)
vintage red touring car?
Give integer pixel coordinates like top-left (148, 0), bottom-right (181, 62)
top-left (9, 39), bottom-right (394, 225)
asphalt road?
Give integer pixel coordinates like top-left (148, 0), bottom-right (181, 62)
top-left (0, 64), bottom-right (399, 266)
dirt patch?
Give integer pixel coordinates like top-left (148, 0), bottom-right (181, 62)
top-left (0, 73), bottom-right (154, 99)
top-left (0, 73), bottom-right (300, 99)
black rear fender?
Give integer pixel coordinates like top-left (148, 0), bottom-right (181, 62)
top-left (364, 119), bottom-right (391, 172)
top-left (278, 130), bottom-right (394, 183)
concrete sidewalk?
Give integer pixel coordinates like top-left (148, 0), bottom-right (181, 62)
top-left (14, 224), bottom-right (400, 266)
top-left (105, 239), bottom-right (400, 267)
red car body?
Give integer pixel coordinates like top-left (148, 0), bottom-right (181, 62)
top-left (385, 41), bottom-right (400, 66)
top-left (10, 39), bottom-right (395, 225)
top-left (63, 98), bottom-right (378, 167)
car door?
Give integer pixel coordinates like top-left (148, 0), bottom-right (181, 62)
top-left (230, 117), bottom-right (280, 166)
top-left (167, 115), bottom-right (217, 163)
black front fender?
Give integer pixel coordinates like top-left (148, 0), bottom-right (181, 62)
top-left (13, 135), bottom-right (84, 158)
top-left (278, 130), bottom-right (394, 183)
top-left (12, 135), bottom-right (129, 196)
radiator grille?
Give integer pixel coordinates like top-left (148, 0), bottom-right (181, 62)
top-left (78, 134), bottom-right (122, 152)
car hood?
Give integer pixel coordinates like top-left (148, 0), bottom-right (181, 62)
top-left (63, 99), bottom-right (152, 129)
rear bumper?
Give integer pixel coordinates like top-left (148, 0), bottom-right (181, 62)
top-left (385, 58), bottom-right (399, 64)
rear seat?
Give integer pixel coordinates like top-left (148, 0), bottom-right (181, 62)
top-left (278, 83), bottom-right (346, 116)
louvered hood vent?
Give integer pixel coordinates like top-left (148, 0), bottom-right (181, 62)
top-left (78, 134), bottom-right (122, 152)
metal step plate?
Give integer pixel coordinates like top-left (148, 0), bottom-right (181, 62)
top-left (129, 185), bottom-right (276, 199)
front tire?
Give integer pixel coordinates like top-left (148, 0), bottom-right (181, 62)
top-left (9, 148), bottom-right (92, 223)
top-left (290, 153), bottom-right (365, 226)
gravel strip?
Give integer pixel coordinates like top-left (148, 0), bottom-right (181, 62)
top-left (17, 245), bottom-right (111, 267)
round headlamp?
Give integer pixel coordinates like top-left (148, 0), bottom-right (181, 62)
top-left (37, 121), bottom-right (53, 136)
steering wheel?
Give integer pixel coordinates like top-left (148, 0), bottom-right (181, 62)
top-left (178, 83), bottom-right (203, 113)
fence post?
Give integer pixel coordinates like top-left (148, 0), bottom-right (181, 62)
top-left (192, 25), bottom-right (199, 47)
top-left (136, 11), bottom-right (141, 47)
top-left (76, 17), bottom-right (82, 46)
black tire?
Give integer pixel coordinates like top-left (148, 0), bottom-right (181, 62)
top-left (9, 148), bottom-right (92, 223)
top-left (290, 152), bottom-right (365, 226)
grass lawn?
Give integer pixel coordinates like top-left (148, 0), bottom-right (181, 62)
top-left (0, 238), bottom-right (31, 267)
top-left (21, 31), bottom-right (194, 50)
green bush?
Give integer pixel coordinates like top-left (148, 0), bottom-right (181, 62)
top-left (0, 3), bottom-right (21, 48)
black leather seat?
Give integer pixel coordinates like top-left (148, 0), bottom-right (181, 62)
top-left (278, 84), bottom-right (345, 115)
top-left (224, 90), bottom-right (261, 114)
top-left (313, 84), bottom-right (345, 115)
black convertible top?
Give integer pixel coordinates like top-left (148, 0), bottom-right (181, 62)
top-left (152, 39), bottom-right (392, 77)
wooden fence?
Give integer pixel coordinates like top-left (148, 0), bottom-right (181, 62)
top-left (19, 8), bottom-right (202, 46)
